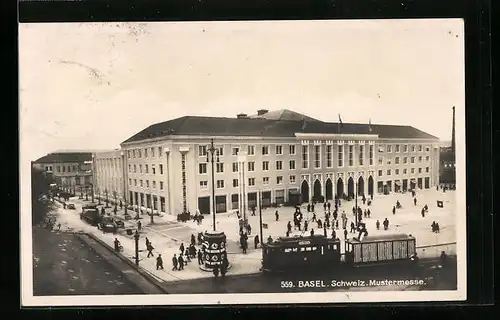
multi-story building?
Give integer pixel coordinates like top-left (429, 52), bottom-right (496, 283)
top-left (92, 149), bottom-right (126, 205)
top-left (120, 109), bottom-right (440, 217)
top-left (32, 152), bottom-right (93, 193)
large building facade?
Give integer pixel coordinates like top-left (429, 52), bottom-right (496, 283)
top-left (33, 152), bottom-right (93, 193)
top-left (120, 110), bottom-right (440, 216)
top-left (93, 150), bottom-right (126, 205)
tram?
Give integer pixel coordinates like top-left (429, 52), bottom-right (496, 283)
top-left (261, 235), bottom-right (341, 273)
top-left (261, 233), bottom-right (417, 273)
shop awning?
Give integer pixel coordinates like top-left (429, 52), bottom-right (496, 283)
top-left (410, 178), bottom-right (416, 183)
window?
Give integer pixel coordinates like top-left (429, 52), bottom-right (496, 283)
top-left (425, 156), bottom-right (430, 162)
top-left (151, 147), bottom-right (155, 157)
top-left (128, 164), bottom-right (131, 172)
top-left (369, 145), bottom-right (374, 166)
top-left (276, 160), bottom-right (283, 171)
top-left (146, 180), bottom-right (150, 188)
top-left (134, 164), bottom-right (137, 173)
top-left (357, 145), bottom-right (364, 166)
top-left (426, 167), bottom-right (429, 173)
top-left (395, 144), bottom-right (400, 152)
top-left (152, 181), bottom-right (156, 188)
top-left (418, 168), bottom-right (422, 173)
top-left (200, 181), bottom-right (208, 189)
top-left (338, 145), bottom-right (344, 167)
top-left (216, 163), bottom-right (224, 173)
top-left (199, 163), bottom-right (207, 174)
top-left (276, 145), bottom-right (283, 155)
top-left (133, 150), bottom-right (136, 158)
top-left (348, 145), bottom-right (354, 166)
top-left (134, 179), bottom-right (137, 186)
top-left (387, 145), bottom-right (392, 153)
top-left (62, 166), bottom-right (66, 173)
top-left (262, 145), bottom-right (269, 155)
top-left (232, 147), bottom-right (239, 156)
top-left (248, 178), bottom-right (255, 186)
top-left (159, 146), bottom-right (163, 157)
top-left (152, 166), bottom-right (156, 174)
top-left (411, 157), bottom-right (415, 164)
top-left (418, 145), bottom-right (423, 152)
top-left (395, 157), bottom-right (400, 164)
top-left (128, 151), bottom-right (131, 159)
top-left (425, 146), bottom-right (430, 152)
top-left (378, 146), bottom-right (384, 153)
top-left (289, 175), bottom-right (296, 184)
top-left (276, 176), bottom-right (283, 185)
top-left (314, 145), bottom-right (321, 168)
top-left (289, 160), bottom-right (296, 170)
top-left (232, 162), bottom-right (238, 172)
top-left (378, 170), bottom-right (383, 177)
top-left (418, 156), bottom-right (422, 162)
top-left (403, 169), bottom-right (407, 174)
top-left (139, 165), bottom-right (142, 173)
top-left (248, 145), bottom-right (255, 155)
top-left (138, 150), bottom-right (142, 158)
top-left (378, 156), bottom-right (383, 165)
top-left (386, 169), bottom-right (391, 176)
top-left (216, 146), bottom-right (224, 156)
top-left (404, 144), bottom-right (408, 153)
top-left (289, 145), bottom-right (296, 155)
top-left (144, 148), bottom-right (148, 158)
top-left (160, 181), bottom-right (164, 190)
top-left (145, 165), bottom-right (149, 173)
top-left (302, 145), bottom-right (309, 169)
top-left (411, 168), bottom-right (415, 174)
top-left (248, 162), bottom-right (255, 172)
top-left (326, 145), bottom-right (333, 168)
top-left (403, 157), bottom-right (408, 164)
top-left (411, 145), bottom-right (416, 152)
top-left (262, 161), bottom-right (269, 171)
top-left (129, 178), bottom-right (132, 185)
top-left (263, 177), bottom-right (269, 185)
top-left (216, 180), bottom-right (225, 189)
top-left (395, 169), bottom-right (399, 175)
top-left (198, 146), bottom-right (207, 157)
top-left (140, 180), bottom-right (143, 187)
top-left (159, 164), bottom-right (163, 174)
top-left (233, 179), bottom-right (239, 188)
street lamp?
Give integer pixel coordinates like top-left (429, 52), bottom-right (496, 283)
top-left (258, 190), bottom-right (263, 248)
top-left (355, 180), bottom-right (358, 226)
top-left (206, 138), bottom-right (220, 232)
top-left (134, 230), bottom-right (140, 266)
top-left (85, 186), bottom-right (89, 201)
top-left (90, 183), bottom-right (94, 203)
top-left (105, 189), bottom-right (109, 208)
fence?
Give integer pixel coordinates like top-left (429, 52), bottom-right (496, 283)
top-left (416, 242), bottom-right (456, 259)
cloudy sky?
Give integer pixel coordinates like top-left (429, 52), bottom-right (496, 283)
top-left (19, 19), bottom-right (464, 161)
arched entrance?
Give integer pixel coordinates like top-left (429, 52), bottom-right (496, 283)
top-left (368, 176), bottom-right (374, 196)
top-left (301, 180), bottom-right (309, 203)
top-left (325, 179), bottom-right (333, 200)
top-left (347, 177), bottom-right (355, 199)
top-left (358, 176), bottom-right (365, 196)
top-left (336, 178), bottom-right (344, 198)
top-left (313, 179), bottom-right (322, 202)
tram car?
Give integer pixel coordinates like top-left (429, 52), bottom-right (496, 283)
top-left (261, 233), bottom-right (417, 273)
top-left (261, 235), bottom-right (341, 273)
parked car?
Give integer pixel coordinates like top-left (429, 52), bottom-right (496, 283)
top-left (67, 204), bottom-right (76, 210)
top-left (98, 217), bottom-right (118, 234)
top-left (80, 209), bottom-right (100, 226)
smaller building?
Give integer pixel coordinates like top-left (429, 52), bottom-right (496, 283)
top-left (33, 152), bottom-right (93, 194)
top-left (92, 149), bottom-right (126, 205)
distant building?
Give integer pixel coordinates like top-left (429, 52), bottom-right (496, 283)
top-left (92, 150), bottom-right (126, 205)
top-left (120, 109), bottom-right (440, 217)
top-left (439, 107), bottom-right (456, 186)
top-left (33, 152), bottom-right (93, 193)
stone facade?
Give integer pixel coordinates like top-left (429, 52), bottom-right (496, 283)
top-left (93, 150), bottom-right (126, 205)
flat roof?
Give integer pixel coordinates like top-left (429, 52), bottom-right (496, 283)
top-left (349, 233), bottom-right (414, 243)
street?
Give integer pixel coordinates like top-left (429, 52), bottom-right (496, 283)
top-left (32, 226), bottom-right (143, 295)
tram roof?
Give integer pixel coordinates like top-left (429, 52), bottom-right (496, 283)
top-left (266, 235), bottom-right (339, 247)
top-left (348, 233), bottom-right (415, 243)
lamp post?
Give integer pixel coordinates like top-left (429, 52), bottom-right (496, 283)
top-left (206, 138), bottom-right (220, 231)
top-left (355, 180), bottom-right (358, 226)
top-left (90, 183), bottom-right (94, 203)
top-left (259, 190), bottom-right (263, 248)
top-left (105, 189), bottom-right (109, 208)
top-left (134, 230), bottom-right (140, 266)
top-left (85, 186), bottom-right (89, 201)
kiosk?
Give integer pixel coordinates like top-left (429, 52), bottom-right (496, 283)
top-left (200, 230), bottom-right (232, 271)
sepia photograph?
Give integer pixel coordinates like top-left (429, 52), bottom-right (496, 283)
top-left (19, 19), bottom-right (466, 306)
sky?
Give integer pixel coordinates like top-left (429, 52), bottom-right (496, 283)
top-left (19, 19), bottom-right (464, 161)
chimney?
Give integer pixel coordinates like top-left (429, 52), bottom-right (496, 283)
top-left (237, 113), bottom-right (248, 119)
top-left (257, 109), bottom-right (269, 116)
top-left (451, 106), bottom-right (455, 153)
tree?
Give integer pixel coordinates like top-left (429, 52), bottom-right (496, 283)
top-left (31, 167), bottom-right (56, 226)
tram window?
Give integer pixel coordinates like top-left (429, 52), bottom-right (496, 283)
top-left (300, 247), bottom-right (305, 252)
top-left (334, 244), bottom-right (338, 250)
top-left (292, 248), bottom-right (298, 252)
top-left (329, 245), bottom-right (333, 250)
top-left (312, 247), bottom-right (317, 251)
top-left (284, 248), bottom-right (292, 253)
top-left (305, 247), bottom-right (312, 252)
top-left (321, 246), bottom-right (324, 255)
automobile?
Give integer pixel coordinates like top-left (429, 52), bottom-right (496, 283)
top-left (98, 217), bottom-right (118, 234)
top-left (80, 209), bottom-right (100, 226)
top-left (67, 204), bottom-right (76, 210)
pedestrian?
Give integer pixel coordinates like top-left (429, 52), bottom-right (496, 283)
top-left (145, 237), bottom-right (150, 249)
top-left (335, 219), bottom-right (339, 230)
top-left (172, 254), bottom-right (178, 270)
top-left (331, 229), bottom-right (336, 239)
top-left (312, 212), bottom-right (317, 222)
top-left (376, 220), bottom-right (380, 230)
top-left (367, 209), bottom-right (371, 218)
top-left (304, 220), bottom-right (308, 231)
top-left (147, 243), bottom-right (155, 257)
top-left (275, 210), bottom-right (279, 221)
top-left (137, 220), bottom-right (142, 231)
top-left (247, 224), bottom-right (252, 235)
top-left (242, 239), bottom-right (248, 254)
top-left (392, 206), bottom-right (396, 215)
top-left (267, 235), bottom-right (273, 244)
top-left (344, 229), bottom-right (348, 239)
top-left (179, 243), bottom-right (185, 255)
top-left (327, 202), bottom-right (331, 211)
top-left (252, 206), bottom-right (256, 216)
top-left (156, 254), bottom-right (164, 270)
top-left (184, 248), bottom-right (191, 262)
top-left (307, 204), bottom-right (311, 212)
top-left (254, 235), bottom-right (260, 249)
top-left (311, 203), bottom-right (315, 212)
top-left (310, 229), bottom-right (314, 236)
top-left (197, 249), bottom-right (203, 265)
top-left (113, 206), bottom-right (117, 215)
top-left (287, 221), bottom-right (292, 233)
top-left (323, 202), bottom-right (327, 211)
top-left (191, 234), bottom-right (196, 246)
top-left (323, 226), bottom-right (327, 237)
top-left (114, 238), bottom-right (121, 252)
top-left (414, 197), bottom-right (417, 206)
top-left (178, 254), bottom-right (184, 270)
top-left (421, 208), bottom-right (426, 218)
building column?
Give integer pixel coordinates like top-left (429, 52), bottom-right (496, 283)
top-left (308, 176), bottom-right (313, 202)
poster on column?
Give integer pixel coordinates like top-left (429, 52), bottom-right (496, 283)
top-left (19, 16), bottom-right (467, 306)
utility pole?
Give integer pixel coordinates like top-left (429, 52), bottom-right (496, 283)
top-left (259, 190), bottom-right (263, 248)
top-left (355, 181), bottom-right (358, 226)
top-left (134, 230), bottom-right (140, 266)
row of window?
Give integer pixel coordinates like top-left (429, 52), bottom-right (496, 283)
top-left (49, 165), bottom-right (89, 173)
top-left (129, 191), bottom-right (166, 212)
top-left (199, 175), bottom-right (295, 190)
top-left (95, 158), bottom-right (121, 170)
top-left (381, 144), bottom-right (431, 153)
top-left (198, 145), bottom-right (295, 157)
top-left (127, 146), bottom-right (164, 159)
top-left (377, 155), bottom-right (430, 166)
top-left (198, 160), bottom-right (295, 175)
top-left (128, 163), bottom-right (164, 175)
top-left (378, 167), bottom-right (430, 177)
top-left (129, 178), bottom-right (165, 190)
